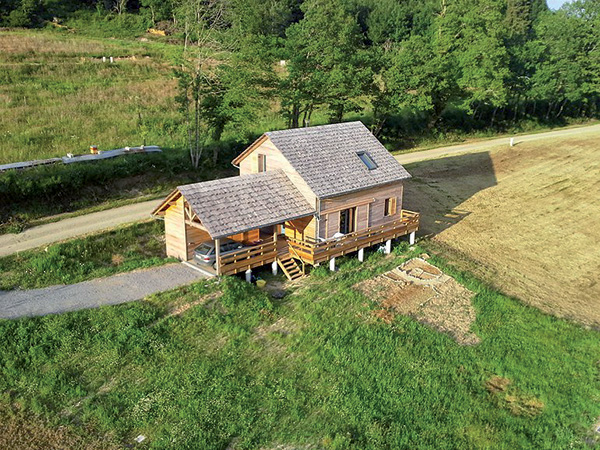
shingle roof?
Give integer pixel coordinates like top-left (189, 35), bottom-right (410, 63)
top-left (178, 170), bottom-right (315, 239)
top-left (265, 121), bottom-right (411, 199)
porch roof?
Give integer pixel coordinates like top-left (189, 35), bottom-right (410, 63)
top-left (177, 170), bottom-right (315, 239)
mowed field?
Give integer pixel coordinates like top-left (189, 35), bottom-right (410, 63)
top-left (0, 31), bottom-right (179, 164)
top-left (403, 132), bottom-right (600, 327)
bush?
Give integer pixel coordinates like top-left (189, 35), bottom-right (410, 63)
top-left (64, 10), bottom-right (150, 39)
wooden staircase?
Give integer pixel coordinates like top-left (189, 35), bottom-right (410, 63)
top-left (277, 254), bottom-right (304, 281)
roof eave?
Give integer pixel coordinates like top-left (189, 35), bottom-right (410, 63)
top-left (317, 175), bottom-right (412, 200)
top-left (231, 134), bottom-right (268, 166)
top-left (210, 210), bottom-right (316, 240)
top-left (151, 189), bottom-right (181, 216)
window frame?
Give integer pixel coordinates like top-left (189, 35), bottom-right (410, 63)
top-left (384, 197), bottom-right (397, 217)
top-left (356, 151), bottom-right (378, 170)
top-left (257, 153), bottom-right (267, 172)
top-left (339, 207), bottom-right (356, 234)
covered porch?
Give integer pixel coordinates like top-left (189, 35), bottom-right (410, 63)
top-left (152, 170), bottom-right (316, 280)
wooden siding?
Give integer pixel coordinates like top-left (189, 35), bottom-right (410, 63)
top-left (318, 182), bottom-right (404, 239)
top-left (229, 229), bottom-right (260, 244)
top-left (285, 216), bottom-right (317, 241)
top-left (164, 196), bottom-right (187, 260)
top-left (186, 225), bottom-right (211, 260)
top-left (238, 137), bottom-right (316, 206)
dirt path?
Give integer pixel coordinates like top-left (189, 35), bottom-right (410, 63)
top-left (394, 122), bottom-right (600, 164)
top-left (1, 123), bottom-right (598, 257)
top-left (0, 199), bottom-right (162, 257)
top-left (0, 263), bottom-right (204, 319)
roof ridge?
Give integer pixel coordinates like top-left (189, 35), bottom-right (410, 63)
top-left (265, 121), bottom-right (366, 136)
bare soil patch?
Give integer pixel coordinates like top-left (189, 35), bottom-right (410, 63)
top-left (356, 258), bottom-right (479, 345)
top-left (403, 133), bottom-right (600, 327)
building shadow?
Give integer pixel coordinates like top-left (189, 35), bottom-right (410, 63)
top-left (402, 151), bottom-right (497, 237)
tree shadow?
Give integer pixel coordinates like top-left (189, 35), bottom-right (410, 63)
top-left (402, 151), bottom-right (497, 236)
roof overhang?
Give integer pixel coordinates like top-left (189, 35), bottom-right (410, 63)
top-left (231, 134), bottom-right (268, 166)
top-left (152, 189), bottom-right (181, 216)
top-left (153, 170), bottom-right (316, 240)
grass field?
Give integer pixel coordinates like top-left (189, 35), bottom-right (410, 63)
top-left (403, 131), bottom-right (600, 327)
top-left (0, 30), bottom-right (181, 165)
top-left (0, 244), bottom-right (598, 449)
top-left (0, 221), bottom-right (170, 290)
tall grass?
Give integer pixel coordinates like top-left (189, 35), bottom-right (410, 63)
top-left (0, 30), bottom-right (181, 164)
top-left (0, 243), bottom-right (598, 448)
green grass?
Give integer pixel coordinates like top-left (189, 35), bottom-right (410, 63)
top-left (0, 221), bottom-right (172, 290)
top-left (1, 242), bottom-right (598, 448)
top-left (0, 29), bottom-right (182, 165)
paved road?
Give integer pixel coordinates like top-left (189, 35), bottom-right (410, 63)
top-left (0, 199), bottom-right (162, 257)
top-left (0, 263), bottom-right (205, 319)
top-left (394, 122), bottom-right (600, 164)
top-left (1, 123), bottom-right (599, 258)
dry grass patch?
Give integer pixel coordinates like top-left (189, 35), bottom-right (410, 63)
top-left (166, 291), bottom-right (222, 318)
top-left (355, 258), bottom-right (480, 345)
top-left (0, 410), bottom-right (119, 450)
top-left (404, 131), bottom-right (600, 327)
top-left (485, 375), bottom-right (545, 418)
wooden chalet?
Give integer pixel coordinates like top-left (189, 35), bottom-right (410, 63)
top-left (152, 122), bottom-right (420, 281)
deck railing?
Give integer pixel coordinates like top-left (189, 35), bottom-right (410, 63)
top-left (288, 209), bottom-right (420, 265)
top-left (218, 237), bottom-right (277, 275)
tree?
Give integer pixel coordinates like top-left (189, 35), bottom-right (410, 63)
top-left (5, 0), bottom-right (40, 27)
top-left (447, 0), bottom-right (510, 122)
top-left (174, 0), bottom-right (229, 168)
top-left (282, 0), bottom-right (373, 127)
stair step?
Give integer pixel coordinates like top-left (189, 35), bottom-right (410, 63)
top-left (277, 255), bottom-right (304, 281)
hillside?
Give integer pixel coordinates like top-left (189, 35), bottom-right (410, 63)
top-left (1, 246), bottom-right (599, 449)
top-left (404, 132), bottom-right (600, 326)
top-left (0, 30), bottom-right (179, 164)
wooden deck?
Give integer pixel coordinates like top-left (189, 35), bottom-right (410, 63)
top-left (217, 210), bottom-right (419, 276)
top-left (287, 210), bottom-right (420, 265)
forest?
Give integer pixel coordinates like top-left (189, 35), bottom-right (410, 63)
top-left (2, 0), bottom-right (600, 153)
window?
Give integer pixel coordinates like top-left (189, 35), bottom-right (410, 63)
top-left (339, 207), bottom-right (356, 234)
top-left (384, 197), bottom-right (397, 217)
top-left (357, 151), bottom-right (377, 170)
top-left (257, 154), bottom-right (266, 172)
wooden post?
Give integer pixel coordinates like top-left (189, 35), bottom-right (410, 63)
top-left (215, 238), bottom-right (221, 276)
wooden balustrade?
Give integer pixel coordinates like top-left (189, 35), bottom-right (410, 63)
top-left (218, 238), bottom-right (278, 275)
top-left (216, 210), bottom-right (419, 275)
top-left (288, 210), bottom-right (419, 265)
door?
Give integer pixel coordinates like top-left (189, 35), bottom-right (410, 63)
top-left (339, 207), bottom-right (356, 234)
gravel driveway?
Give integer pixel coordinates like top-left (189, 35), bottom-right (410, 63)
top-left (0, 263), bottom-right (206, 319)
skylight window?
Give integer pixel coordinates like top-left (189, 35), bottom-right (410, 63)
top-left (357, 151), bottom-right (377, 170)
